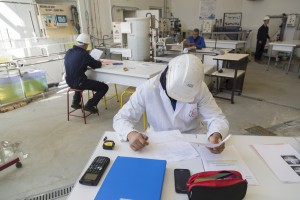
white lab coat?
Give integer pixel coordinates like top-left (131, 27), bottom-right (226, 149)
top-left (113, 73), bottom-right (229, 141)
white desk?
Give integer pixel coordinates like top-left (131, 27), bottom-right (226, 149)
top-left (205, 39), bottom-right (246, 52)
top-left (68, 132), bottom-right (300, 200)
top-left (195, 47), bottom-right (232, 54)
top-left (155, 48), bottom-right (232, 63)
top-left (154, 56), bottom-right (174, 62)
top-left (267, 40), bottom-right (300, 73)
top-left (86, 60), bottom-right (167, 87)
top-left (212, 53), bottom-right (248, 104)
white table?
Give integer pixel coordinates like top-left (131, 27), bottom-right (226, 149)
top-left (267, 40), bottom-right (300, 73)
top-left (86, 60), bottom-right (167, 87)
top-left (205, 39), bottom-right (246, 52)
top-left (195, 47), bottom-right (232, 54)
top-left (67, 132), bottom-right (300, 200)
top-left (155, 48), bottom-right (232, 63)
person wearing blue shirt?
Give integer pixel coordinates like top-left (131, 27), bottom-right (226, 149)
top-left (188, 28), bottom-right (206, 49)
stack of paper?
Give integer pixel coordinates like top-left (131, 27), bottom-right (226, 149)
top-left (143, 130), bottom-right (200, 162)
top-left (184, 134), bottom-right (231, 148)
top-left (198, 145), bottom-right (259, 185)
top-left (252, 143), bottom-right (300, 183)
top-left (90, 49), bottom-right (103, 60)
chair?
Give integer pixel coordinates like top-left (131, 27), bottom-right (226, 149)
top-left (120, 87), bottom-right (147, 130)
top-left (67, 88), bottom-right (99, 124)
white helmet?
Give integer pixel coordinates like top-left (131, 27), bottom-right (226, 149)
top-left (166, 54), bottom-right (204, 103)
top-left (264, 16), bottom-right (270, 21)
top-left (76, 33), bottom-right (91, 45)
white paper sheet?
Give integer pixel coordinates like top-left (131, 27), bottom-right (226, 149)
top-left (252, 143), bottom-right (300, 183)
top-left (142, 130), bottom-right (200, 162)
top-left (184, 134), bottom-right (231, 148)
top-left (295, 137), bottom-right (300, 144)
top-left (90, 49), bottom-right (103, 60)
top-left (122, 49), bottom-right (131, 58)
top-left (198, 145), bottom-right (259, 185)
top-left (120, 22), bottom-right (131, 33)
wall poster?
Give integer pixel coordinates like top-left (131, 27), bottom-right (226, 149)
top-left (223, 12), bottom-right (242, 26)
top-left (199, 0), bottom-right (216, 20)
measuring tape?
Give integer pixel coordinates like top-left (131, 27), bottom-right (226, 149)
top-left (102, 137), bottom-right (115, 150)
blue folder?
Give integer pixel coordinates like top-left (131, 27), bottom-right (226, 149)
top-left (94, 156), bottom-right (167, 200)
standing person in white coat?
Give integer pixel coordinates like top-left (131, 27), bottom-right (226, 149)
top-left (113, 54), bottom-right (229, 154)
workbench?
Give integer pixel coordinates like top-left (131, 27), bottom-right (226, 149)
top-left (267, 40), bottom-right (300, 74)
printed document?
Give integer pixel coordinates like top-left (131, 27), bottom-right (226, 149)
top-left (143, 130), bottom-right (200, 162)
top-left (90, 49), bottom-right (103, 60)
top-left (198, 145), bottom-right (259, 185)
top-left (184, 134), bottom-right (231, 148)
top-left (252, 143), bottom-right (300, 183)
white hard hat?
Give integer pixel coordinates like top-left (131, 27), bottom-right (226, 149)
top-left (76, 33), bottom-right (91, 45)
top-left (166, 54), bottom-right (204, 103)
top-left (264, 16), bottom-right (270, 21)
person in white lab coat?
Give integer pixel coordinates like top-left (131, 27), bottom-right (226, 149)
top-left (113, 54), bottom-right (229, 154)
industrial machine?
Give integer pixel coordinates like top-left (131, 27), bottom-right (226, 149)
top-left (170, 17), bottom-right (182, 42)
top-left (110, 8), bottom-right (184, 61)
top-left (269, 13), bottom-right (300, 42)
top-left (267, 13), bottom-right (300, 60)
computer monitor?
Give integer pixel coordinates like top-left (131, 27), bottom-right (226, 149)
top-left (56, 15), bottom-right (68, 26)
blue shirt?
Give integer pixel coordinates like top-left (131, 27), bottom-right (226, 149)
top-left (188, 35), bottom-right (206, 49)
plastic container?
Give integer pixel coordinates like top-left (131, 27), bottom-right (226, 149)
top-left (22, 70), bottom-right (48, 97)
top-left (0, 73), bottom-right (25, 105)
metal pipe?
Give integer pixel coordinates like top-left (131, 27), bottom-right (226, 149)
top-left (164, 0), bottom-right (167, 18)
top-left (95, 0), bottom-right (103, 39)
top-left (84, 0), bottom-right (90, 34)
top-left (88, 0), bottom-right (94, 34)
top-left (88, 0), bottom-right (95, 48)
top-left (92, 0), bottom-right (99, 46)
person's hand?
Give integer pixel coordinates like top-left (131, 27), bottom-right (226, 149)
top-left (258, 40), bottom-right (262, 44)
top-left (207, 132), bottom-right (225, 154)
top-left (127, 131), bottom-right (149, 151)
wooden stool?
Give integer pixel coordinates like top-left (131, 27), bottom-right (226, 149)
top-left (67, 88), bottom-right (99, 124)
top-left (120, 87), bottom-right (147, 130)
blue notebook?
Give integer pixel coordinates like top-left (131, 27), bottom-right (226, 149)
top-left (94, 156), bottom-right (167, 200)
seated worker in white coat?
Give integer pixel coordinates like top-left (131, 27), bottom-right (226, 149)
top-left (113, 54), bottom-right (229, 154)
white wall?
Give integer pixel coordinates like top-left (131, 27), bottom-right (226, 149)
top-left (170, 0), bottom-right (242, 32)
top-left (241, 0), bottom-right (300, 30)
top-left (170, 0), bottom-right (300, 32)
